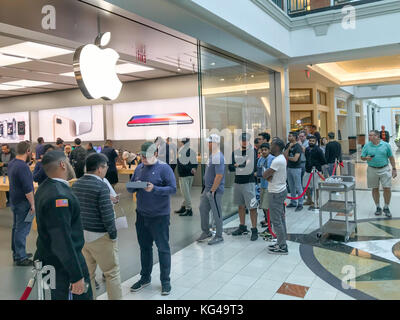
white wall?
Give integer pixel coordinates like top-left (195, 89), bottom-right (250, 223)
top-left (105, 0), bottom-right (400, 64)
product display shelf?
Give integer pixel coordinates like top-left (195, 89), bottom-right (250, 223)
top-left (317, 176), bottom-right (358, 242)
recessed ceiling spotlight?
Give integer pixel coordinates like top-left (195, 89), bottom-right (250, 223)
top-left (177, 68), bottom-right (181, 72)
top-left (220, 78), bottom-right (225, 81)
top-left (211, 62), bottom-right (216, 66)
top-left (250, 74), bottom-right (255, 78)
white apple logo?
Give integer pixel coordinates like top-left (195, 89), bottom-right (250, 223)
top-left (73, 32), bottom-right (122, 101)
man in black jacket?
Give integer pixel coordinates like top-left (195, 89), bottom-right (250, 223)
top-left (70, 138), bottom-right (87, 178)
top-left (72, 153), bottom-right (121, 300)
top-left (174, 138), bottom-right (198, 216)
top-left (304, 136), bottom-right (326, 209)
top-left (33, 144), bottom-right (55, 185)
top-left (34, 150), bottom-right (92, 300)
top-left (325, 132), bottom-right (342, 176)
top-left (229, 133), bottom-right (259, 241)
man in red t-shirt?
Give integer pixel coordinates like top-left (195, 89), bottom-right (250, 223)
top-left (380, 125), bottom-right (390, 143)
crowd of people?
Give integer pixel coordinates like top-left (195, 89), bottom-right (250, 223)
top-left (4, 123), bottom-right (396, 300)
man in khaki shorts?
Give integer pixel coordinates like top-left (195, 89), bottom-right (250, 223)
top-left (229, 133), bottom-right (259, 241)
top-left (361, 130), bottom-right (397, 217)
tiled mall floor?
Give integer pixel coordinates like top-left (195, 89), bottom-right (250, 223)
top-left (98, 189), bottom-right (400, 300)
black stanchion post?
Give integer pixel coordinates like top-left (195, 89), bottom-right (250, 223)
top-left (312, 166), bottom-right (318, 211)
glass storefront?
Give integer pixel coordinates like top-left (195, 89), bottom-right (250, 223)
top-left (0, 1), bottom-right (276, 222)
top-left (199, 47), bottom-right (273, 218)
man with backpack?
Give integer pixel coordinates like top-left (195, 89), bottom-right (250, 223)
top-left (70, 138), bottom-right (87, 179)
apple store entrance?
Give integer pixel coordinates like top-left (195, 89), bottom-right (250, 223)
top-left (0, 0), bottom-right (274, 299)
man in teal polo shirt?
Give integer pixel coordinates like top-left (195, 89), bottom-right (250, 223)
top-left (361, 130), bottom-right (397, 217)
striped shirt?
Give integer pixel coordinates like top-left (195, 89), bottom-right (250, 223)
top-left (72, 174), bottom-right (117, 240)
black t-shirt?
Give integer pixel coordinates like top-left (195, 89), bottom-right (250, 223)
top-left (286, 143), bottom-right (303, 168)
top-left (325, 141), bottom-right (342, 164)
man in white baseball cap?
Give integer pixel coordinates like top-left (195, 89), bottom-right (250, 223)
top-left (197, 134), bottom-right (225, 245)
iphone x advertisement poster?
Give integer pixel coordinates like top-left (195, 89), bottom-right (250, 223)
top-left (112, 97), bottom-right (200, 140)
top-left (38, 105), bottom-right (104, 142)
top-left (0, 112), bottom-right (30, 143)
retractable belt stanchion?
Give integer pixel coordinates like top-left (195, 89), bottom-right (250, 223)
top-left (20, 260), bottom-right (44, 300)
top-left (35, 260), bottom-right (44, 301)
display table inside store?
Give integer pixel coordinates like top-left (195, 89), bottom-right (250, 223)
top-left (117, 166), bottom-right (137, 201)
top-left (117, 165), bottom-right (136, 175)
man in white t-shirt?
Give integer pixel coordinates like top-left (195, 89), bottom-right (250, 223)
top-left (263, 137), bottom-right (288, 255)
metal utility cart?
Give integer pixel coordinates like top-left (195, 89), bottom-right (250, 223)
top-left (317, 176), bottom-right (357, 242)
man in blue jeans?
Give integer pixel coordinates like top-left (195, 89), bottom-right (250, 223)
top-left (284, 132), bottom-right (304, 211)
top-left (8, 141), bottom-right (35, 266)
top-left (127, 142), bottom-right (176, 296)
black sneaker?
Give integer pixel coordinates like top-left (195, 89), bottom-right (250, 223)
top-left (383, 207), bottom-right (392, 218)
top-left (174, 206), bottom-right (186, 214)
top-left (232, 225), bottom-right (248, 236)
top-left (15, 258), bottom-right (34, 266)
top-left (13, 253), bottom-right (33, 263)
top-left (130, 278), bottom-right (151, 292)
top-left (263, 235), bottom-right (275, 241)
top-left (295, 206), bottom-right (304, 212)
top-left (161, 282), bottom-right (171, 296)
top-left (286, 203), bottom-right (297, 208)
top-left (250, 228), bottom-right (258, 241)
top-left (268, 244), bottom-right (278, 250)
top-left (268, 245), bottom-right (288, 255)
top-left (196, 232), bottom-right (213, 242)
top-left (259, 229), bottom-right (271, 237)
top-left (179, 209), bottom-right (193, 216)
top-left (260, 220), bottom-right (267, 228)
top-left (375, 207), bottom-right (382, 216)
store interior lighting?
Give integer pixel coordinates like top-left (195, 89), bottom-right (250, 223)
top-left (0, 42), bottom-right (72, 59)
top-left (203, 82), bottom-right (270, 95)
top-left (0, 53), bottom-right (31, 67)
top-left (0, 80), bottom-right (52, 90)
top-left (61, 62), bottom-right (154, 77)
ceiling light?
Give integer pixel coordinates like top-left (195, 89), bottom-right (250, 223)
top-left (115, 63), bottom-right (153, 73)
top-left (0, 42), bottom-right (72, 59)
top-left (177, 68), bottom-right (181, 72)
top-left (211, 62), bottom-right (216, 66)
top-left (220, 78), bottom-right (225, 81)
top-left (0, 80), bottom-right (52, 90)
top-left (60, 72), bottom-right (75, 77)
top-left (0, 84), bottom-right (16, 90)
top-left (60, 62), bottom-right (153, 77)
top-left (0, 54), bottom-right (31, 67)
top-left (203, 82), bottom-right (270, 95)
top-left (251, 74), bottom-right (255, 78)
